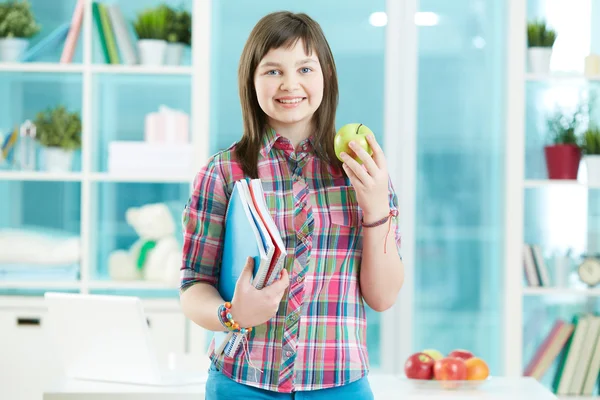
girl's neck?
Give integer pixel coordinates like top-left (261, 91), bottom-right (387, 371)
top-left (268, 118), bottom-right (313, 148)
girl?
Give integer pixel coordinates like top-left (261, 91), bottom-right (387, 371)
top-left (180, 11), bottom-right (404, 400)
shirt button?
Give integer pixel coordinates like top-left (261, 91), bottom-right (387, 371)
top-left (286, 351), bottom-right (293, 357)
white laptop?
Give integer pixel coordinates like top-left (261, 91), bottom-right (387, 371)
top-left (44, 292), bottom-right (207, 386)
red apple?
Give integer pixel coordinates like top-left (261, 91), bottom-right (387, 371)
top-left (404, 352), bottom-right (435, 380)
top-left (433, 357), bottom-right (468, 381)
top-left (448, 349), bottom-right (474, 361)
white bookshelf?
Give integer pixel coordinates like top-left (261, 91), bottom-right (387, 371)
top-left (0, 0), bottom-right (210, 296)
top-left (526, 72), bottom-right (600, 82)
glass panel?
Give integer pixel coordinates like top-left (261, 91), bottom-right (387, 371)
top-left (90, 181), bottom-right (188, 291)
top-left (91, 74), bottom-right (191, 174)
top-left (211, 0), bottom-right (386, 367)
top-left (91, 0), bottom-right (193, 66)
top-left (0, 180), bottom-right (82, 286)
top-left (413, 0), bottom-right (506, 374)
top-left (0, 72), bottom-right (82, 172)
top-left (22, 0), bottom-right (83, 64)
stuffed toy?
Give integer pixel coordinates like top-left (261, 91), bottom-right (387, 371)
top-left (108, 202), bottom-right (181, 286)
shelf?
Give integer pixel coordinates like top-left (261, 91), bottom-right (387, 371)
top-left (0, 281), bottom-right (80, 289)
top-left (0, 62), bottom-right (84, 73)
top-left (523, 287), bottom-right (600, 296)
top-left (91, 65), bottom-right (193, 75)
top-left (90, 172), bottom-right (192, 183)
top-left (0, 171), bottom-right (83, 182)
top-left (523, 180), bottom-right (600, 189)
top-left (526, 72), bottom-right (600, 82)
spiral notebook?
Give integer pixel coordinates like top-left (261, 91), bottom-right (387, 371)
top-left (214, 179), bottom-right (287, 357)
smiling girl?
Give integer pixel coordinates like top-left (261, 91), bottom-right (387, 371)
top-left (180, 11), bottom-right (404, 400)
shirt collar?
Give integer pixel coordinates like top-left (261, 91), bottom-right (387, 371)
top-left (259, 127), bottom-right (315, 158)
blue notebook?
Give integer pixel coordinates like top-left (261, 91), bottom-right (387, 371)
top-left (214, 179), bottom-right (281, 356)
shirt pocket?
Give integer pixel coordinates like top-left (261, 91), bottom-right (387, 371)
top-left (312, 185), bottom-right (362, 229)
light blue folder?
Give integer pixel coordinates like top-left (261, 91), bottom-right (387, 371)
top-left (214, 179), bottom-right (274, 355)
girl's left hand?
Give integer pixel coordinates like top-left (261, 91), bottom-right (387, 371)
top-left (340, 134), bottom-right (390, 223)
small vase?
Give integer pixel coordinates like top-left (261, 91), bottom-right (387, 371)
top-left (585, 155), bottom-right (600, 186)
top-left (165, 42), bottom-right (185, 66)
top-left (43, 147), bottom-right (74, 172)
top-left (0, 38), bottom-right (29, 62)
top-left (544, 144), bottom-right (581, 180)
top-left (137, 39), bottom-right (167, 66)
top-left (528, 47), bottom-right (553, 74)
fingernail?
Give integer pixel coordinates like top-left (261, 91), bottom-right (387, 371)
top-left (340, 152), bottom-right (347, 158)
top-left (368, 134), bottom-right (374, 140)
top-left (349, 141), bottom-right (356, 147)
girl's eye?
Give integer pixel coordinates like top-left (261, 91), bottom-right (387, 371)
top-left (266, 70), bottom-right (280, 75)
top-left (300, 67), bottom-right (312, 73)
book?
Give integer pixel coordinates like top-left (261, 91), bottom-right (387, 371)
top-left (60, 0), bottom-right (84, 63)
top-left (213, 179), bottom-right (287, 357)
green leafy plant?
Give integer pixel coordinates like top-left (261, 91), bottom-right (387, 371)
top-left (133, 5), bottom-right (169, 41)
top-left (581, 126), bottom-right (600, 155)
top-left (546, 105), bottom-right (585, 145)
top-left (33, 106), bottom-right (82, 150)
top-left (527, 19), bottom-right (557, 48)
top-left (0, 0), bottom-right (40, 39)
top-left (166, 6), bottom-right (191, 46)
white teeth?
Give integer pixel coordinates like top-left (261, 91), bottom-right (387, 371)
top-left (278, 98), bottom-right (303, 104)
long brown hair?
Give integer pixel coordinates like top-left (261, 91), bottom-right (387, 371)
top-left (234, 11), bottom-right (341, 178)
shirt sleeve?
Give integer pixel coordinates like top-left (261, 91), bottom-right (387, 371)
top-left (180, 157), bottom-right (229, 292)
top-left (388, 178), bottom-right (402, 259)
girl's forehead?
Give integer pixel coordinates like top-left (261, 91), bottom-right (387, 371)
top-left (260, 40), bottom-right (318, 62)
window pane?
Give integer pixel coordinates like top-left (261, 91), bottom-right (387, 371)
top-left (211, 0), bottom-right (386, 368)
top-left (413, 0), bottom-right (506, 373)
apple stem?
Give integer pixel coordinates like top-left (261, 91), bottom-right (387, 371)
top-left (356, 124), bottom-right (363, 135)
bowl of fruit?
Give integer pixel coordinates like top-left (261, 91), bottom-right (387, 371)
top-left (403, 348), bottom-right (491, 390)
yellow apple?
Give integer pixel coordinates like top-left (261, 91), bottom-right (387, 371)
top-left (422, 349), bottom-right (444, 361)
top-left (334, 123), bottom-right (374, 164)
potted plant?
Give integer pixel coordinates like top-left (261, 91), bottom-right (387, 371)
top-left (133, 6), bottom-right (169, 66)
top-left (544, 107), bottom-right (583, 180)
top-left (0, 0), bottom-right (40, 62)
top-left (527, 19), bottom-right (557, 74)
top-left (33, 105), bottom-right (82, 172)
top-left (580, 125), bottom-right (600, 185)
top-left (165, 6), bottom-right (191, 65)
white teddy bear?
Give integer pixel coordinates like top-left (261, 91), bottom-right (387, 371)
top-left (108, 202), bottom-right (181, 287)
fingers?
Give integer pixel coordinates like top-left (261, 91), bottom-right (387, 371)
top-left (266, 268), bottom-right (290, 296)
top-left (342, 162), bottom-right (363, 188)
top-left (341, 152), bottom-right (371, 186)
top-left (366, 134), bottom-right (386, 169)
top-left (238, 256), bottom-right (254, 286)
top-left (349, 141), bottom-right (378, 175)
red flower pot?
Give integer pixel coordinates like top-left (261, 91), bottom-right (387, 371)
top-left (544, 144), bottom-right (581, 180)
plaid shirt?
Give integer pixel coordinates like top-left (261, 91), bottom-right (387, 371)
top-left (181, 128), bottom-right (401, 393)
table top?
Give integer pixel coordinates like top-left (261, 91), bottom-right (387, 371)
top-left (44, 375), bottom-right (558, 400)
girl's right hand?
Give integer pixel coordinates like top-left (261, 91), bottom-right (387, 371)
top-left (229, 256), bottom-right (290, 328)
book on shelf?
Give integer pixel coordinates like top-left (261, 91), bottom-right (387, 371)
top-left (213, 179), bottom-right (287, 357)
top-left (523, 243), bottom-right (551, 287)
top-left (524, 314), bottom-right (600, 395)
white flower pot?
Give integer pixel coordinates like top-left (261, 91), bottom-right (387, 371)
top-left (585, 155), bottom-right (600, 186)
top-left (165, 42), bottom-right (185, 66)
top-left (527, 47), bottom-right (553, 74)
top-left (137, 39), bottom-right (167, 66)
top-left (0, 38), bottom-right (29, 62)
top-left (43, 148), bottom-right (73, 172)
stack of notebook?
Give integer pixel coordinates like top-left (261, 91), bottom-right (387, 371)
top-left (214, 179), bottom-right (287, 357)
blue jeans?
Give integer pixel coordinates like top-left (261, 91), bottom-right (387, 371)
top-left (205, 363), bottom-right (374, 400)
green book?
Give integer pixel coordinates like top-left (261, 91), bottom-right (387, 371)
top-left (98, 3), bottom-right (120, 64)
top-left (92, 2), bottom-right (110, 63)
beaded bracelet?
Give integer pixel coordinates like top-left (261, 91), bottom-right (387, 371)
top-left (217, 302), bottom-right (253, 334)
top-left (361, 209), bottom-right (398, 254)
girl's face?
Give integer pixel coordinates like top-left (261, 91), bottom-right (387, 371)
top-left (254, 39), bottom-right (324, 132)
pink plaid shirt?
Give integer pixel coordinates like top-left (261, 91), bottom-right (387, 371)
top-left (181, 128), bottom-right (401, 392)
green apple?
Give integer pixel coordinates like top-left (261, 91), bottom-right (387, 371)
top-left (334, 123), bottom-right (374, 164)
top-left (422, 349), bottom-right (444, 361)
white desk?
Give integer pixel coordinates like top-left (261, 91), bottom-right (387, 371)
top-left (44, 375), bottom-right (558, 400)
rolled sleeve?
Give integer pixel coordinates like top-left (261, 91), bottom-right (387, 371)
top-left (180, 157), bottom-right (228, 292)
top-left (388, 178), bottom-right (402, 259)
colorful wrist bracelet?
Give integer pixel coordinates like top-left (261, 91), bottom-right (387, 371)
top-left (218, 302), bottom-right (253, 334)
